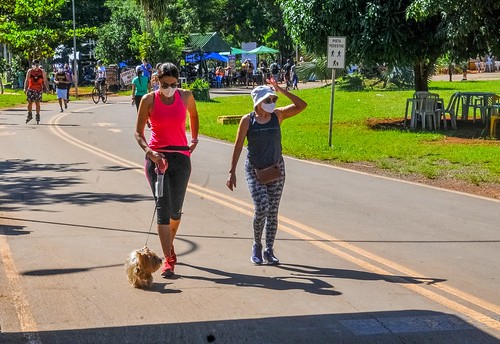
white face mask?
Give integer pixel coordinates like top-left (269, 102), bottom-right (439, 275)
top-left (160, 86), bottom-right (176, 98)
top-left (261, 102), bottom-right (276, 113)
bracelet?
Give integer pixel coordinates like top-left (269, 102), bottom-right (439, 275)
top-left (191, 139), bottom-right (199, 143)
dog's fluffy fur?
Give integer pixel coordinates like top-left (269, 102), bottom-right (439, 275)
top-left (125, 246), bottom-right (162, 288)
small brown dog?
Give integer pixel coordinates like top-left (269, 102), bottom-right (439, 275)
top-left (125, 246), bottom-right (162, 288)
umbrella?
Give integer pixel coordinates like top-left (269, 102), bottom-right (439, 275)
top-left (220, 47), bottom-right (248, 56)
top-left (246, 46), bottom-right (280, 54)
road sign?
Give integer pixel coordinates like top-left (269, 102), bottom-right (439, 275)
top-left (327, 36), bottom-right (346, 69)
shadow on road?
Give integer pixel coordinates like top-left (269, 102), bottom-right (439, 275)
top-left (0, 159), bottom-right (149, 212)
top-left (1, 310), bottom-right (497, 343)
top-left (180, 262), bottom-right (340, 296)
top-left (277, 263), bottom-right (446, 285)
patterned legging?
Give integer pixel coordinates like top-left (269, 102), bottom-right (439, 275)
top-left (245, 158), bottom-right (285, 249)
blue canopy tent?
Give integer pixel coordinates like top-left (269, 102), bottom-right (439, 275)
top-left (185, 52), bottom-right (228, 63)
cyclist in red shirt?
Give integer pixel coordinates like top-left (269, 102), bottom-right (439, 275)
top-left (24, 60), bottom-right (49, 124)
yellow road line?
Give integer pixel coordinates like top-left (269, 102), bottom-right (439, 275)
top-left (188, 183), bottom-right (500, 315)
top-left (48, 111), bottom-right (500, 332)
top-left (0, 228), bottom-right (42, 343)
top-left (187, 187), bottom-right (500, 331)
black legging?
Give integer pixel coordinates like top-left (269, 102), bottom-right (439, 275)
top-left (145, 152), bottom-right (191, 224)
top-left (134, 95), bottom-right (144, 111)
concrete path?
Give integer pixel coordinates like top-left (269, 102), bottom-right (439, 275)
top-left (0, 97), bottom-right (499, 343)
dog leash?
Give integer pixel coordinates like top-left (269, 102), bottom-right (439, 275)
top-left (144, 204), bottom-right (157, 247)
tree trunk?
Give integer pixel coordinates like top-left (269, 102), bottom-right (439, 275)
top-left (413, 60), bottom-right (430, 92)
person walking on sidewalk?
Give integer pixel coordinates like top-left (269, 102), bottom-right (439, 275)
top-left (24, 60), bottom-right (49, 124)
top-left (226, 77), bottom-right (307, 265)
top-left (134, 62), bottom-right (199, 278)
top-left (131, 65), bottom-right (150, 111)
top-left (54, 66), bottom-right (70, 112)
top-left (64, 63), bottom-right (73, 102)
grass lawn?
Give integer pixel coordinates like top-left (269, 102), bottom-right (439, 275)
top-left (0, 87), bottom-right (131, 109)
top-left (196, 79), bottom-right (500, 185)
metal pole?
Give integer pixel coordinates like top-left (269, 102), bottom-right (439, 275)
top-left (72, 0), bottom-right (78, 97)
top-left (328, 69), bottom-right (336, 147)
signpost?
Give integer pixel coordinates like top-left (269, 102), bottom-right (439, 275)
top-left (327, 36), bottom-right (346, 147)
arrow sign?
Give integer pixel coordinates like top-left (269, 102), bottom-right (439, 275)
top-left (327, 37), bottom-right (346, 69)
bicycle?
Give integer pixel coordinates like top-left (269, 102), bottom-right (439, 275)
top-left (92, 78), bottom-right (108, 104)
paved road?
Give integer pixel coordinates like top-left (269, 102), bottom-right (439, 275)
top-left (0, 97), bottom-right (499, 343)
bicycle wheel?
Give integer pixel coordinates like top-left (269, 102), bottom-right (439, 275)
top-left (91, 87), bottom-right (100, 104)
top-left (101, 88), bottom-right (108, 103)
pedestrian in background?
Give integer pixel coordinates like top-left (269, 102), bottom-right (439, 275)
top-left (132, 65), bottom-right (150, 111)
top-left (140, 58), bottom-right (153, 81)
top-left (150, 63), bottom-right (162, 91)
top-left (291, 62), bottom-right (298, 90)
top-left (134, 62), bottom-right (199, 278)
top-left (24, 59), bottom-right (49, 124)
top-left (54, 66), bottom-right (70, 112)
top-left (226, 77), bottom-right (307, 265)
top-left (17, 68), bottom-right (26, 89)
top-left (64, 63), bottom-right (73, 102)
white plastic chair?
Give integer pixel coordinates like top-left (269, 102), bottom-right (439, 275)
top-left (439, 92), bottom-right (459, 129)
top-left (473, 94), bottom-right (496, 124)
top-left (419, 97), bottom-right (440, 130)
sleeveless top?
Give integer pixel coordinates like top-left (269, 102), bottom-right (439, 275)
top-left (246, 112), bottom-right (282, 169)
top-left (28, 69), bottom-right (44, 91)
top-left (55, 71), bottom-right (67, 89)
top-left (148, 90), bottom-right (190, 157)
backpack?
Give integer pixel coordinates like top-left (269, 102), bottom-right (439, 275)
top-left (271, 63), bottom-right (279, 74)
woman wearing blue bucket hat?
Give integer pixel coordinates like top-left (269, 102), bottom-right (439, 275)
top-left (226, 77), bottom-right (307, 265)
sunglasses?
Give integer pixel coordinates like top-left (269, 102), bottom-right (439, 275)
top-left (263, 97), bottom-right (278, 104)
top-left (160, 82), bottom-right (178, 88)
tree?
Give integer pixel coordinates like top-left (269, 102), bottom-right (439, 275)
top-left (407, 0), bottom-right (500, 59)
top-left (214, 0), bottom-right (294, 58)
top-left (94, 0), bottom-right (142, 64)
top-left (133, 0), bottom-right (295, 61)
top-left (95, 0), bottom-right (186, 64)
top-left (281, 0), bottom-right (500, 91)
top-left (0, 0), bottom-right (69, 60)
top-left (0, 0), bottom-right (106, 61)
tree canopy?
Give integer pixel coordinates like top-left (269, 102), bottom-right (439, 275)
top-left (0, 0), bottom-right (68, 59)
top-left (0, 0), bottom-right (108, 61)
top-left (281, 0), bottom-right (500, 91)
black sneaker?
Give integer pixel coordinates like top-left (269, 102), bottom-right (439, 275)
top-left (263, 248), bottom-right (279, 265)
top-left (26, 112), bottom-right (33, 123)
top-left (251, 243), bottom-right (263, 265)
